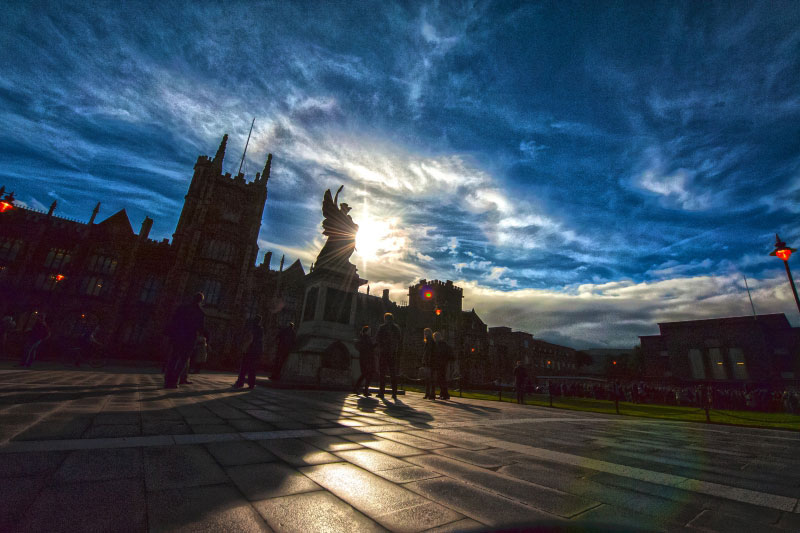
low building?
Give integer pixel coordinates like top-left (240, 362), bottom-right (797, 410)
top-left (640, 314), bottom-right (800, 382)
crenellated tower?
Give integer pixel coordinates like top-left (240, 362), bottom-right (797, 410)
top-left (166, 134), bottom-right (272, 354)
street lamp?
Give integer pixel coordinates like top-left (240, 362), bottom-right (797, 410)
top-left (770, 234), bottom-right (800, 313)
top-left (0, 190), bottom-right (16, 213)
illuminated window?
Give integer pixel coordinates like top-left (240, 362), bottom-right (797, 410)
top-left (729, 348), bottom-right (748, 380)
top-left (34, 273), bottom-right (63, 291)
top-left (81, 276), bottom-right (107, 297)
top-left (709, 348), bottom-right (726, 380)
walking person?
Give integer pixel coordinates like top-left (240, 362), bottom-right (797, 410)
top-left (270, 322), bottom-right (295, 381)
top-left (513, 360), bottom-right (528, 404)
top-left (233, 315), bottom-right (263, 390)
top-left (376, 312), bottom-right (402, 400)
top-left (433, 331), bottom-right (452, 400)
top-left (164, 293), bottom-right (206, 389)
top-left (353, 326), bottom-right (374, 396)
top-left (421, 328), bottom-right (436, 400)
top-left (1, 314), bottom-right (16, 358)
top-left (20, 313), bottom-right (50, 368)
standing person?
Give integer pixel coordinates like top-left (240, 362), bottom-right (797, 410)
top-left (78, 325), bottom-right (103, 368)
top-left (353, 326), bottom-right (374, 396)
top-left (164, 293), bottom-right (206, 389)
top-left (432, 331), bottom-right (452, 400)
top-left (376, 312), bottom-right (401, 400)
top-left (513, 360), bottom-right (528, 404)
top-left (1, 314), bottom-right (16, 358)
top-left (190, 333), bottom-right (208, 375)
top-left (20, 313), bottom-right (50, 368)
top-left (271, 322), bottom-right (296, 381)
top-left (233, 315), bottom-right (263, 390)
top-left (421, 328), bottom-right (436, 400)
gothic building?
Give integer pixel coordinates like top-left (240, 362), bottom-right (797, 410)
top-left (0, 135), bottom-right (305, 366)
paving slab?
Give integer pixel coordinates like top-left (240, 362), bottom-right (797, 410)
top-left (260, 437), bottom-right (340, 466)
top-left (301, 462), bottom-right (461, 531)
top-left (205, 440), bottom-right (277, 466)
top-left (406, 454), bottom-right (600, 518)
top-left (17, 478), bottom-right (147, 533)
top-left (147, 483), bottom-right (271, 532)
top-left (405, 477), bottom-right (560, 528)
top-left (253, 490), bottom-right (386, 532)
top-left (144, 444), bottom-right (229, 491)
top-left (54, 447), bottom-right (143, 482)
top-left (335, 448), bottom-right (414, 472)
top-left (226, 461), bottom-right (321, 500)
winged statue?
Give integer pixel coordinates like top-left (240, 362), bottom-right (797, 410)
top-left (315, 185), bottom-right (359, 270)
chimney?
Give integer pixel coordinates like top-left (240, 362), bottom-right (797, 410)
top-left (382, 289), bottom-right (389, 302)
top-left (263, 251), bottom-right (272, 269)
top-left (139, 216), bottom-right (153, 240)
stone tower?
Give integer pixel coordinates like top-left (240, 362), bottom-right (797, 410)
top-left (166, 134), bottom-right (272, 356)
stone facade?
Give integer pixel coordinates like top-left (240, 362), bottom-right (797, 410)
top-left (640, 314), bottom-right (800, 382)
top-left (0, 136), bottom-right (305, 367)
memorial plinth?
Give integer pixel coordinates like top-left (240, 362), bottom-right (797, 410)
top-left (280, 186), bottom-right (367, 386)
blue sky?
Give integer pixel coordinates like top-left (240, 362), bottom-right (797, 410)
top-left (2, 1), bottom-right (799, 348)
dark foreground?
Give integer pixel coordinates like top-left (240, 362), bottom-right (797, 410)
top-left (1, 363), bottom-right (799, 532)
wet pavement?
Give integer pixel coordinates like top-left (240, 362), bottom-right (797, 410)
top-left (1, 364), bottom-right (799, 532)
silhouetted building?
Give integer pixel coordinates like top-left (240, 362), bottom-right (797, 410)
top-left (0, 136), bottom-right (304, 365)
top-left (640, 314), bottom-right (800, 382)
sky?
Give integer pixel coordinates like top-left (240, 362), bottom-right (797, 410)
top-left (2, 1), bottom-right (799, 348)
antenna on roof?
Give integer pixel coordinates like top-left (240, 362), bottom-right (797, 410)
top-left (238, 117), bottom-right (255, 176)
top-left (742, 272), bottom-right (757, 320)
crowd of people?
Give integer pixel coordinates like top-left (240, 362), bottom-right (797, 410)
top-left (543, 380), bottom-right (800, 414)
top-left (6, 297), bottom-right (798, 415)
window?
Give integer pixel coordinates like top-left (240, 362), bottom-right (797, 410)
top-left (202, 240), bottom-right (234, 263)
top-left (0, 238), bottom-right (23, 261)
top-left (34, 273), bottom-right (64, 291)
top-left (729, 348), bottom-right (748, 380)
top-left (81, 276), bottom-right (108, 297)
top-left (44, 248), bottom-right (71, 269)
top-left (709, 347), bottom-right (726, 380)
top-left (87, 254), bottom-right (117, 275)
top-left (139, 276), bottom-right (162, 303)
top-left (523, 340), bottom-right (529, 348)
top-left (199, 279), bottom-right (222, 306)
top-left (688, 349), bottom-right (705, 379)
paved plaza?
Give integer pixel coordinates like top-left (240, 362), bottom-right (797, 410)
top-left (1, 364), bottom-right (799, 532)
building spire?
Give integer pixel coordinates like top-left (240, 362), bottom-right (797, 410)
top-left (48, 200), bottom-right (57, 216)
top-left (260, 153), bottom-right (272, 184)
top-left (89, 202), bottom-right (101, 224)
top-left (238, 118), bottom-right (255, 177)
top-left (212, 134), bottom-right (228, 172)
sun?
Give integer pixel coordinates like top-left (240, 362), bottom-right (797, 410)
top-left (355, 215), bottom-right (392, 261)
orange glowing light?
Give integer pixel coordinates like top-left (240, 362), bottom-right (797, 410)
top-left (54, 274), bottom-right (65, 282)
top-left (776, 248), bottom-right (792, 261)
top-left (547, 360), bottom-right (551, 365)
top-left (612, 361), bottom-right (617, 365)
top-left (435, 308), bottom-right (441, 316)
top-left (0, 201), bottom-right (13, 213)
top-left (470, 347), bottom-right (475, 353)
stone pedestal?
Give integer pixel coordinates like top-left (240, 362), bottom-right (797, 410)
top-left (282, 263), bottom-right (367, 386)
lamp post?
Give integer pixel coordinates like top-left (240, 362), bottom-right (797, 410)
top-left (770, 234), bottom-right (800, 314)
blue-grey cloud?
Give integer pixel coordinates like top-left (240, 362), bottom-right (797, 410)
top-left (2, 1), bottom-right (799, 346)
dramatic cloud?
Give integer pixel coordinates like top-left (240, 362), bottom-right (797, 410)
top-left (3, 1), bottom-right (799, 347)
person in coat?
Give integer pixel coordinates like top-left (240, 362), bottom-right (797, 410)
top-left (353, 326), bottom-right (375, 396)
